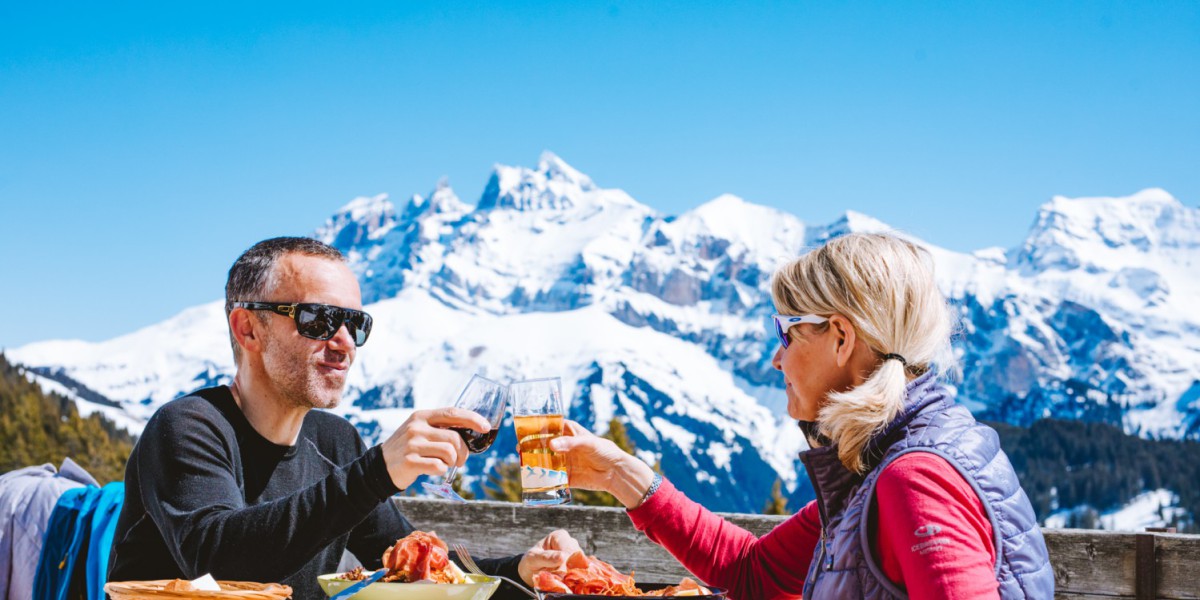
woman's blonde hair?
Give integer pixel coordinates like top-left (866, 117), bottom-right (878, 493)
top-left (771, 232), bottom-right (956, 473)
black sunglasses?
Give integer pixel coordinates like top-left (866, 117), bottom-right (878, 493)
top-left (229, 301), bottom-right (373, 347)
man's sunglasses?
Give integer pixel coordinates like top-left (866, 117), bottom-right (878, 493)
top-left (771, 313), bottom-right (829, 349)
top-left (229, 301), bottom-right (373, 347)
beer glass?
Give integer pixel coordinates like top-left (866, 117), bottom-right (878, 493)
top-left (421, 374), bottom-right (507, 502)
top-left (510, 377), bottom-right (572, 506)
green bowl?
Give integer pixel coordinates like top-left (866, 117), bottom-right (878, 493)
top-left (317, 573), bottom-right (500, 600)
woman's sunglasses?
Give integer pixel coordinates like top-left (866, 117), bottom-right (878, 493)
top-left (229, 301), bottom-right (373, 347)
top-left (771, 313), bottom-right (829, 349)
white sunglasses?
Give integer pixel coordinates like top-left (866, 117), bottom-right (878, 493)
top-left (771, 314), bottom-right (829, 348)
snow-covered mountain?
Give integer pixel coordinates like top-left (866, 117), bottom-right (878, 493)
top-left (9, 153), bottom-right (1200, 514)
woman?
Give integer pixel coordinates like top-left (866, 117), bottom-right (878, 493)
top-left (551, 233), bottom-right (1054, 599)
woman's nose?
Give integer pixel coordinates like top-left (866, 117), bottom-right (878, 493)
top-left (771, 346), bottom-right (783, 371)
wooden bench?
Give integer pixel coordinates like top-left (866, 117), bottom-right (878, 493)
top-left (394, 497), bottom-right (1200, 599)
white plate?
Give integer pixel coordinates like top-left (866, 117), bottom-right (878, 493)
top-left (317, 573), bottom-right (500, 600)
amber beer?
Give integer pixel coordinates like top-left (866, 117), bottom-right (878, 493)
top-left (510, 377), bottom-right (572, 506)
top-left (515, 415), bottom-right (566, 472)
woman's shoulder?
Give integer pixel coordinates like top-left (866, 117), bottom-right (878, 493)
top-left (876, 451), bottom-right (978, 501)
top-left (795, 499), bottom-right (821, 524)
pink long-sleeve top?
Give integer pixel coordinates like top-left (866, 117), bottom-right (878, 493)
top-left (626, 452), bottom-right (1000, 599)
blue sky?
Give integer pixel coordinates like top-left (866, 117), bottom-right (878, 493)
top-left (1, 1), bottom-right (1197, 348)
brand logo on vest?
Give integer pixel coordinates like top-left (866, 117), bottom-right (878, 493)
top-left (914, 524), bottom-right (942, 537)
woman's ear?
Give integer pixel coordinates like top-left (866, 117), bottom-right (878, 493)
top-left (828, 315), bottom-right (858, 368)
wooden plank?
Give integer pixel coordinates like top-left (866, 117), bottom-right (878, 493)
top-left (394, 498), bottom-right (701, 582)
top-left (392, 498), bottom-right (1200, 598)
top-left (1156, 534), bottom-right (1200, 599)
top-left (1045, 529), bottom-right (1137, 596)
top-left (1136, 534), bottom-right (1156, 600)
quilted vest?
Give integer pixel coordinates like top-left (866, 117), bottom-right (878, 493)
top-left (798, 372), bottom-right (1055, 599)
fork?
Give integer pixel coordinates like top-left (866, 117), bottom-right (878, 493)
top-left (451, 543), bottom-right (541, 599)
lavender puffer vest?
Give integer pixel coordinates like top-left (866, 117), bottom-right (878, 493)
top-left (798, 372), bottom-right (1055, 599)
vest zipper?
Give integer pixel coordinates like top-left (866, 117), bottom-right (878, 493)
top-left (803, 530), bottom-right (825, 600)
top-left (815, 528), bottom-right (832, 571)
top-left (807, 458), bottom-right (834, 575)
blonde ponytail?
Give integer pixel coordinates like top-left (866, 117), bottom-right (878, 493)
top-left (820, 359), bottom-right (910, 473)
top-left (771, 233), bottom-right (955, 473)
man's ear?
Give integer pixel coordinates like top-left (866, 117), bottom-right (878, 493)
top-left (229, 309), bottom-right (264, 355)
top-left (828, 314), bottom-right (858, 368)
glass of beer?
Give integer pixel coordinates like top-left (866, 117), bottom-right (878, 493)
top-left (421, 374), bottom-right (508, 502)
top-left (510, 377), bottom-right (571, 506)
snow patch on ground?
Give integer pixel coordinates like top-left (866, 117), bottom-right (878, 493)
top-left (1044, 489), bottom-right (1190, 531)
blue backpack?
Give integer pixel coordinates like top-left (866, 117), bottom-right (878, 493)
top-left (33, 482), bottom-right (124, 600)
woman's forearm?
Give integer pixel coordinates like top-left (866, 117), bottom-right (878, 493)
top-left (606, 454), bottom-right (657, 508)
top-left (627, 480), bottom-right (819, 599)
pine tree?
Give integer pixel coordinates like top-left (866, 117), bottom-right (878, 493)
top-left (606, 418), bottom-right (636, 455)
top-left (484, 457), bottom-right (524, 502)
top-left (763, 478), bottom-right (791, 515)
top-left (450, 472), bottom-right (476, 500)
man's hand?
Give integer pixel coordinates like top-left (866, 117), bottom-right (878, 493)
top-left (550, 420), bottom-right (657, 508)
top-left (380, 408), bottom-right (491, 491)
top-left (518, 529), bottom-right (583, 586)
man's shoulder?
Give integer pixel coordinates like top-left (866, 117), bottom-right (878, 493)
top-left (302, 409), bottom-right (363, 452)
top-left (304, 405), bottom-right (355, 429)
top-left (146, 387), bottom-right (236, 434)
top-left (129, 387), bottom-right (240, 464)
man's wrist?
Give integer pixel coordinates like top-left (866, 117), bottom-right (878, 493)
top-left (365, 445), bottom-right (402, 499)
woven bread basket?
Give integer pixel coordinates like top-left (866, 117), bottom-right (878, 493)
top-left (104, 580), bottom-right (293, 600)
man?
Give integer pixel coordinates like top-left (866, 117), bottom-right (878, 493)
top-left (109, 237), bottom-right (578, 599)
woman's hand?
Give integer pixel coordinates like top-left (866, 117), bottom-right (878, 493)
top-left (550, 420), bottom-right (657, 509)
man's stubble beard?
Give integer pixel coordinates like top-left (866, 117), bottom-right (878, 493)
top-left (261, 331), bottom-right (345, 411)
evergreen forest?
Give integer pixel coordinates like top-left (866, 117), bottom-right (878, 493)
top-left (0, 354), bottom-right (135, 484)
top-left (989, 418), bottom-right (1200, 532)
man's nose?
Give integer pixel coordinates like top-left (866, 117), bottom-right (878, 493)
top-left (327, 322), bottom-right (356, 351)
top-left (771, 346), bottom-right (783, 371)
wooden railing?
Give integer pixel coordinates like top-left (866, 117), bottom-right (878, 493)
top-left (393, 497), bottom-right (1200, 600)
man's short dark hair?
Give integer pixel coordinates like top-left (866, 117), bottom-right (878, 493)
top-left (225, 237), bottom-right (346, 361)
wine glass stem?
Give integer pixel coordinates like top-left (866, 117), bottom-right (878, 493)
top-left (444, 465), bottom-right (459, 485)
